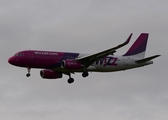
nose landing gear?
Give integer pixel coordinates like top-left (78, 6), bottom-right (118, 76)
top-left (26, 73), bottom-right (30, 77)
top-left (26, 67), bottom-right (31, 77)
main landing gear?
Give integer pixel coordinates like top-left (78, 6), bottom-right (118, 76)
top-left (67, 73), bottom-right (74, 84)
top-left (67, 77), bottom-right (74, 84)
top-left (26, 67), bottom-right (31, 77)
top-left (82, 71), bottom-right (89, 77)
top-left (67, 71), bottom-right (89, 84)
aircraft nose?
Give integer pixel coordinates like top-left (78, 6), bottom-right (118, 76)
top-left (8, 57), bottom-right (17, 65)
top-left (8, 57), bottom-right (13, 64)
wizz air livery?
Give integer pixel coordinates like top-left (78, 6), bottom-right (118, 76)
top-left (8, 33), bottom-right (160, 84)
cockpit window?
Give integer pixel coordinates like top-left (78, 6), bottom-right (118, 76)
top-left (14, 53), bottom-right (24, 56)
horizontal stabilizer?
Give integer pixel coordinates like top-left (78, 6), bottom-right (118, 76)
top-left (135, 55), bottom-right (161, 63)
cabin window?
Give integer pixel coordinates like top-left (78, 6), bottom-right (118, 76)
top-left (14, 53), bottom-right (24, 56)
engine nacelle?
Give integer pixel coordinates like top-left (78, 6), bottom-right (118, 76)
top-left (61, 60), bottom-right (83, 69)
top-left (40, 70), bottom-right (62, 79)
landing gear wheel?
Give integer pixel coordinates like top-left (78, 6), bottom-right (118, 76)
top-left (82, 72), bottom-right (89, 77)
top-left (26, 67), bottom-right (31, 77)
top-left (68, 78), bottom-right (74, 84)
top-left (26, 73), bottom-right (31, 77)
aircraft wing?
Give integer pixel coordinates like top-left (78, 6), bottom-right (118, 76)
top-left (77, 33), bottom-right (132, 68)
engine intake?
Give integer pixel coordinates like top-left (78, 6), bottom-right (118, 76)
top-left (40, 70), bottom-right (62, 79)
top-left (61, 60), bottom-right (83, 69)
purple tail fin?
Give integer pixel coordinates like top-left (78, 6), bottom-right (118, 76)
top-left (123, 33), bottom-right (148, 58)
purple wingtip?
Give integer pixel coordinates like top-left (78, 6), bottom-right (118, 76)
top-left (126, 33), bottom-right (133, 44)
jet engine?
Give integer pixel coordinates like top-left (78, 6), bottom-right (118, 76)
top-left (40, 69), bottom-right (62, 79)
top-left (61, 60), bottom-right (83, 69)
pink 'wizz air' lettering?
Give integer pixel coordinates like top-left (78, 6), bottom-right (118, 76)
top-left (96, 57), bottom-right (118, 66)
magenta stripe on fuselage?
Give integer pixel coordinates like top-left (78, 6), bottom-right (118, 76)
top-left (32, 51), bottom-right (80, 69)
top-left (15, 50), bottom-right (80, 69)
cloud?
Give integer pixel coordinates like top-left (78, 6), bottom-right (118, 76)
top-left (0, 0), bottom-right (167, 120)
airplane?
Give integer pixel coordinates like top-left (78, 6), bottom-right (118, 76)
top-left (8, 33), bottom-right (160, 84)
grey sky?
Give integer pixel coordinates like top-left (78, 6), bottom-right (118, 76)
top-left (0, 0), bottom-right (167, 120)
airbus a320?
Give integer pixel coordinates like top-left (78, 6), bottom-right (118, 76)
top-left (8, 33), bottom-right (160, 84)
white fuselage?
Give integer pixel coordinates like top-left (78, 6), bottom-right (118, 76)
top-left (86, 55), bottom-right (153, 72)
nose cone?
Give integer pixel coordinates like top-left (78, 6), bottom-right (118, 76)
top-left (8, 57), bottom-right (13, 64)
top-left (8, 57), bottom-right (16, 65)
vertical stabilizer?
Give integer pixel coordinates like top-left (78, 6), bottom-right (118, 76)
top-left (123, 33), bottom-right (148, 58)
